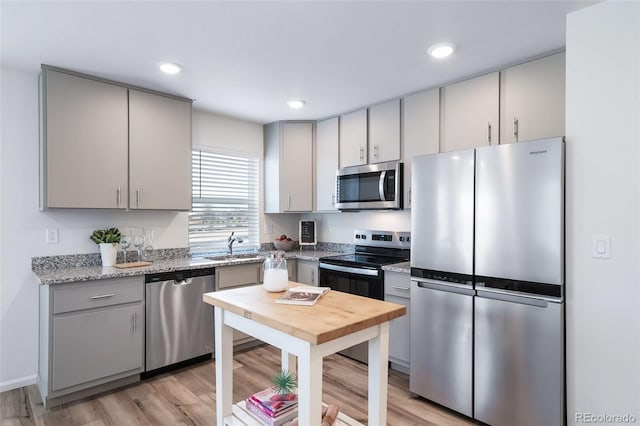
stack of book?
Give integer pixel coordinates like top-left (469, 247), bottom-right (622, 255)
top-left (245, 387), bottom-right (298, 426)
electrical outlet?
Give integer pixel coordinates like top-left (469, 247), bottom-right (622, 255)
top-left (46, 228), bottom-right (59, 244)
top-left (264, 223), bottom-right (274, 234)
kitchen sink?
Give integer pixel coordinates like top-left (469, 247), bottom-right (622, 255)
top-left (205, 254), bottom-right (265, 263)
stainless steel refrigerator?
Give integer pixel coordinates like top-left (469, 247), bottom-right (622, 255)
top-left (410, 137), bottom-right (565, 426)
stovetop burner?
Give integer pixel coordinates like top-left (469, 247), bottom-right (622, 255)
top-left (320, 229), bottom-right (411, 269)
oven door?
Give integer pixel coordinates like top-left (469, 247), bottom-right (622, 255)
top-left (318, 263), bottom-right (383, 300)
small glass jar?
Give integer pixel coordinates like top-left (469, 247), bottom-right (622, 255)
top-left (263, 251), bottom-right (288, 292)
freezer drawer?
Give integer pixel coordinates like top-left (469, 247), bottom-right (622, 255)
top-left (474, 291), bottom-right (564, 426)
top-left (410, 279), bottom-right (474, 417)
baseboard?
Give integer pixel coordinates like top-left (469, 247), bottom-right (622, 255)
top-left (0, 374), bottom-right (37, 393)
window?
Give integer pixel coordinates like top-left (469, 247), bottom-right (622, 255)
top-left (189, 148), bottom-right (259, 254)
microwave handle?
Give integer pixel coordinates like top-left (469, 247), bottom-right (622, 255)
top-left (379, 171), bottom-right (387, 201)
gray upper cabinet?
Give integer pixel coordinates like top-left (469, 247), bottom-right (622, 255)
top-left (500, 52), bottom-right (566, 144)
top-left (264, 121), bottom-right (313, 213)
top-left (368, 99), bottom-right (400, 164)
top-left (440, 72), bottom-right (499, 152)
top-left (339, 108), bottom-right (367, 168)
top-left (402, 89), bottom-right (439, 209)
top-left (41, 69), bottom-right (129, 209)
top-left (129, 90), bottom-right (192, 210)
top-left (39, 66), bottom-right (192, 211)
top-left (315, 117), bottom-right (339, 211)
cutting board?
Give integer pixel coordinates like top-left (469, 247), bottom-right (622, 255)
top-left (114, 261), bottom-right (152, 269)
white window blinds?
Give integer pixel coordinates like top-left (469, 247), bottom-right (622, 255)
top-left (189, 149), bottom-right (259, 254)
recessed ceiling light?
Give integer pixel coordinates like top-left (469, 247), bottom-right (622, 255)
top-left (159, 62), bottom-right (183, 74)
top-left (287, 100), bottom-right (306, 110)
top-left (427, 42), bottom-right (457, 59)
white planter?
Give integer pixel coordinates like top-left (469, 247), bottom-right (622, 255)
top-left (99, 243), bottom-right (118, 267)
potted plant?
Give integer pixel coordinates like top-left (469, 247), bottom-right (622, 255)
top-left (90, 227), bottom-right (121, 266)
top-left (271, 369), bottom-right (297, 400)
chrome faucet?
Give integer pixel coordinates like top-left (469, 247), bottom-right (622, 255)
top-left (227, 232), bottom-right (243, 255)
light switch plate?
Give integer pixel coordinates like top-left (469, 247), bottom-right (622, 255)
top-left (591, 234), bottom-right (611, 259)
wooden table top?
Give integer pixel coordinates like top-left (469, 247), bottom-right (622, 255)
top-left (203, 283), bottom-right (406, 345)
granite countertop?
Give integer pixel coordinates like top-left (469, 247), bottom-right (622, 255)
top-left (33, 250), bottom-right (346, 285)
top-left (382, 261), bottom-right (411, 274)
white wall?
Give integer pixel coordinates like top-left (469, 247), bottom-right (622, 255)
top-left (566, 2), bottom-right (640, 424)
top-left (303, 210), bottom-right (411, 243)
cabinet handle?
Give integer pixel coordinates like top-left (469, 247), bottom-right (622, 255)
top-left (374, 145), bottom-right (379, 159)
top-left (287, 194), bottom-right (291, 209)
top-left (311, 270), bottom-right (315, 285)
top-left (89, 293), bottom-right (116, 300)
top-left (359, 147), bottom-right (365, 163)
top-left (331, 193), bottom-right (335, 206)
top-left (116, 187), bottom-right (121, 208)
top-left (132, 312), bottom-right (137, 333)
top-left (408, 187), bottom-right (412, 205)
top-left (513, 117), bottom-right (519, 141)
top-left (487, 122), bottom-right (492, 143)
top-left (136, 187), bottom-right (140, 208)
top-left (391, 286), bottom-right (410, 291)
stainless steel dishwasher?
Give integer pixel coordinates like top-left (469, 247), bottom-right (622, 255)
top-left (145, 268), bottom-right (214, 372)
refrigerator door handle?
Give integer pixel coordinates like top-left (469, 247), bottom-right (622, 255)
top-left (476, 288), bottom-right (553, 307)
top-left (412, 279), bottom-right (475, 296)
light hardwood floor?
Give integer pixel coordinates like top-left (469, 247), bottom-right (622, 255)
top-left (1, 345), bottom-right (474, 425)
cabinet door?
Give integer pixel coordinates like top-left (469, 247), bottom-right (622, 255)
top-left (129, 90), bottom-right (192, 210)
top-left (43, 70), bottom-right (128, 209)
top-left (385, 271), bottom-right (411, 368)
top-left (297, 260), bottom-right (319, 286)
top-left (339, 109), bottom-right (367, 168)
top-left (369, 99), bottom-right (400, 164)
top-left (316, 117), bottom-right (339, 211)
top-left (440, 72), bottom-right (499, 152)
top-left (386, 294), bottom-right (410, 368)
top-left (282, 123), bottom-right (313, 212)
top-left (402, 89), bottom-right (439, 209)
top-left (500, 53), bottom-right (565, 144)
top-left (52, 303), bottom-right (143, 391)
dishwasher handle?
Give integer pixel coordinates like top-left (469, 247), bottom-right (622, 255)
top-left (173, 278), bottom-right (193, 286)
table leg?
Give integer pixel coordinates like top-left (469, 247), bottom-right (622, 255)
top-left (214, 307), bottom-right (233, 425)
top-left (368, 322), bottom-right (390, 426)
top-left (297, 344), bottom-right (323, 426)
top-left (281, 350), bottom-right (297, 376)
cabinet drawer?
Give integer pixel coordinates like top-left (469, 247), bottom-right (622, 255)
top-left (53, 277), bottom-right (143, 314)
top-left (384, 271), bottom-right (411, 299)
top-left (216, 264), bottom-right (260, 290)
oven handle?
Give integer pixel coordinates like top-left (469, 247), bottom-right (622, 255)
top-left (319, 263), bottom-right (379, 277)
top-left (379, 171), bottom-right (387, 202)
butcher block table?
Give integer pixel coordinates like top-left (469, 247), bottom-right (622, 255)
top-left (203, 282), bottom-right (406, 426)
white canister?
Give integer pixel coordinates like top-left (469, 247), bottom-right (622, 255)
top-left (263, 251), bottom-right (289, 292)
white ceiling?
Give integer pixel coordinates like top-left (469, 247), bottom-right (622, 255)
top-left (1, 1), bottom-right (595, 124)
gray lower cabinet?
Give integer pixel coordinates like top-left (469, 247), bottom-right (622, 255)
top-left (39, 277), bottom-right (144, 407)
top-left (296, 259), bottom-right (319, 286)
top-left (384, 271), bottom-right (411, 373)
top-left (215, 263), bottom-right (261, 346)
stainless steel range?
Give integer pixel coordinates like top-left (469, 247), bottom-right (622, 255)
top-left (319, 229), bottom-right (410, 363)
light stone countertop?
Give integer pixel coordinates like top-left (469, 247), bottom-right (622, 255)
top-left (382, 261), bottom-right (410, 274)
top-left (34, 250), bottom-right (345, 285)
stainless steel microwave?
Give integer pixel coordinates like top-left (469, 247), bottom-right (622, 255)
top-left (335, 161), bottom-right (403, 210)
